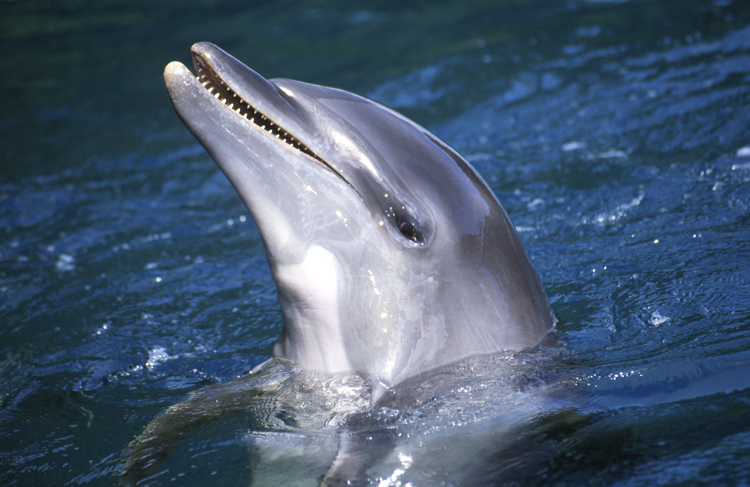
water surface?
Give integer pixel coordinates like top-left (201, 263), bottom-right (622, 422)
top-left (2, 0), bottom-right (750, 485)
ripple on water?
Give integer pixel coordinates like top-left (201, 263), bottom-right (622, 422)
top-left (1, 1), bottom-right (750, 486)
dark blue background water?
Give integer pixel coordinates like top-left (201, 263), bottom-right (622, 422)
top-left (2, 0), bottom-right (750, 485)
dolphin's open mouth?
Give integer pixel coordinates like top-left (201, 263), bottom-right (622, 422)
top-left (191, 52), bottom-right (326, 165)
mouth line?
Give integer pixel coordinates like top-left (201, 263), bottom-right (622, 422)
top-left (192, 53), bottom-right (327, 165)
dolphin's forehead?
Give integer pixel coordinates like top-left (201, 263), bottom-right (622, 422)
top-left (273, 81), bottom-right (436, 175)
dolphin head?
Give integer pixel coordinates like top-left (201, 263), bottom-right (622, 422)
top-left (164, 43), bottom-right (554, 393)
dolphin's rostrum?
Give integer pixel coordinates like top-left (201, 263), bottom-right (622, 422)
top-left (164, 42), bottom-right (556, 401)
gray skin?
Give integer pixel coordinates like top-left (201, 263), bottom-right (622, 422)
top-left (164, 43), bottom-right (555, 401)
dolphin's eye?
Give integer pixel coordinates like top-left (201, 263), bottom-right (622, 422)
top-left (399, 221), bottom-right (416, 239)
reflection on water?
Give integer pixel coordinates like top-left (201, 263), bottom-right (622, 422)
top-left (122, 349), bottom-right (581, 486)
top-left (1, 0), bottom-right (750, 485)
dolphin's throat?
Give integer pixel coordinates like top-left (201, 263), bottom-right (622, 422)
top-left (192, 53), bottom-right (324, 164)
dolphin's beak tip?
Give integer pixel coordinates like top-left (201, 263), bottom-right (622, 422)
top-left (191, 42), bottom-right (216, 57)
top-left (164, 62), bottom-right (195, 95)
top-left (164, 61), bottom-right (186, 81)
top-left (165, 61), bottom-right (183, 73)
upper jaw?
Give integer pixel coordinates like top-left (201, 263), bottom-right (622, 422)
top-left (189, 43), bottom-right (324, 163)
top-left (187, 43), bottom-right (366, 195)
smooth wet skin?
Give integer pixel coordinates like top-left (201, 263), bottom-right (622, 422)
top-left (164, 42), bottom-right (555, 397)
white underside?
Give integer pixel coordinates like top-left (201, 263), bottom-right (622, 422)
top-left (275, 245), bottom-right (352, 373)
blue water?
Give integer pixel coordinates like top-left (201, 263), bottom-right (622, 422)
top-left (2, 0), bottom-right (750, 485)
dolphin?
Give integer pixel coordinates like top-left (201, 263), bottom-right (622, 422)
top-left (163, 42), bottom-right (555, 401)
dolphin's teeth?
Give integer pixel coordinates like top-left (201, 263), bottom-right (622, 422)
top-left (194, 66), bottom-right (326, 164)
